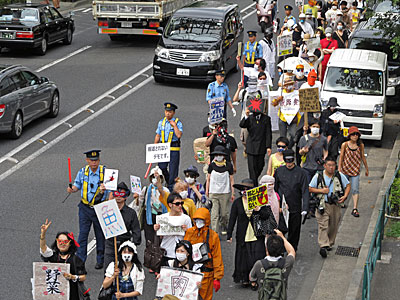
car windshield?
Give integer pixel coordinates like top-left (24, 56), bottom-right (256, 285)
top-left (375, 1), bottom-right (400, 13)
top-left (349, 37), bottom-right (400, 65)
top-left (0, 8), bottom-right (39, 22)
top-left (324, 67), bottom-right (384, 95)
top-left (164, 17), bottom-right (222, 42)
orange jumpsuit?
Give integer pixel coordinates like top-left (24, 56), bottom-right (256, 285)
top-left (184, 208), bottom-right (224, 300)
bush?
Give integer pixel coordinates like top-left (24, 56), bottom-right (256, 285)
top-left (386, 220), bottom-right (400, 238)
top-left (390, 176), bottom-right (400, 217)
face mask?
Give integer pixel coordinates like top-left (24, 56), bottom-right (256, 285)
top-left (296, 71), bottom-right (304, 77)
top-left (337, 25), bottom-right (343, 30)
top-left (316, 34), bottom-right (321, 38)
top-left (152, 178), bottom-right (158, 185)
top-left (215, 155), bottom-right (224, 162)
top-left (332, 6), bottom-right (337, 10)
top-left (186, 177), bottom-right (195, 184)
top-left (311, 127), bottom-right (320, 135)
top-left (300, 19), bottom-right (305, 23)
top-left (277, 148), bottom-right (285, 153)
top-left (326, 33), bottom-right (332, 38)
top-left (179, 191), bottom-right (188, 199)
top-left (258, 79), bottom-right (267, 86)
top-left (316, 5), bottom-right (320, 9)
top-left (176, 252), bottom-right (187, 262)
top-left (122, 254), bottom-right (133, 262)
top-left (195, 219), bottom-right (205, 229)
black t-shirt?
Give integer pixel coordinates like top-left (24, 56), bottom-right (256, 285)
top-left (203, 126), bottom-right (212, 138)
top-left (332, 30), bottom-right (349, 48)
top-left (207, 160), bottom-right (234, 175)
top-left (209, 135), bottom-right (238, 160)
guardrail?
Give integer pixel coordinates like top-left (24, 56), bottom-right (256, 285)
top-left (362, 160), bottom-right (400, 300)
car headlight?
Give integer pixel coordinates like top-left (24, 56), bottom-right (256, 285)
top-left (373, 104), bottom-right (384, 118)
top-left (155, 46), bottom-right (169, 59)
top-left (388, 76), bottom-right (400, 87)
top-left (199, 50), bottom-right (221, 62)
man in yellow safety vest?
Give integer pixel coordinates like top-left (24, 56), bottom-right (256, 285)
top-left (243, 30), bottom-right (263, 68)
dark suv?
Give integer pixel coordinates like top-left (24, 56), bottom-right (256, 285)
top-left (0, 65), bottom-right (59, 139)
top-left (153, 1), bottom-right (244, 82)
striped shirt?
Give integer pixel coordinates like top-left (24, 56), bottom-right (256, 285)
top-left (342, 143), bottom-right (362, 176)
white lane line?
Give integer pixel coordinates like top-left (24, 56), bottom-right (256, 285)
top-left (243, 9), bottom-right (256, 20)
top-left (87, 239), bottom-right (96, 255)
top-left (35, 46), bottom-right (92, 73)
top-left (73, 7), bottom-right (87, 12)
top-left (0, 63), bottom-right (153, 166)
top-left (240, 2), bottom-right (255, 13)
top-left (0, 76), bottom-right (153, 183)
top-left (82, 8), bottom-right (92, 13)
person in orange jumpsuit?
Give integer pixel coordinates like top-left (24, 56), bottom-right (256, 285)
top-left (184, 208), bottom-right (224, 300)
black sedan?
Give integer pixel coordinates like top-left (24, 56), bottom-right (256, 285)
top-left (0, 3), bottom-right (74, 55)
top-left (0, 64), bottom-right (59, 139)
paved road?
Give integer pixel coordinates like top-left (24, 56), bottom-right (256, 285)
top-left (0, 1), bottom-right (398, 299)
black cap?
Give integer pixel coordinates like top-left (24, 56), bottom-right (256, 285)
top-left (116, 182), bottom-right (130, 197)
top-left (84, 150), bottom-right (101, 161)
top-left (284, 5), bottom-right (293, 10)
top-left (283, 149), bottom-right (295, 159)
top-left (211, 145), bottom-right (228, 156)
top-left (233, 178), bottom-right (255, 191)
top-left (184, 165), bottom-right (200, 177)
top-left (327, 97), bottom-right (340, 108)
top-left (247, 30), bottom-right (257, 37)
top-left (340, 1), bottom-right (347, 5)
top-left (164, 102), bottom-right (178, 111)
top-left (215, 69), bottom-right (226, 76)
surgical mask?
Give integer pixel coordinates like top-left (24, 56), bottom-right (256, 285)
top-left (296, 70), bottom-right (304, 77)
top-left (179, 191), bottom-right (188, 199)
top-left (215, 155), bottom-right (224, 162)
top-left (300, 19), bottom-right (305, 23)
top-left (176, 252), bottom-right (187, 262)
top-left (122, 254), bottom-right (133, 262)
top-left (316, 34), bottom-right (321, 38)
top-left (186, 177), bottom-right (195, 184)
top-left (326, 33), bottom-right (332, 38)
top-left (152, 178), bottom-right (158, 185)
top-left (337, 25), bottom-right (343, 30)
top-left (195, 219), bottom-right (205, 228)
top-left (332, 6), bottom-right (337, 9)
top-left (277, 148), bottom-right (285, 153)
top-left (258, 79), bottom-right (267, 86)
top-left (311, 127), bottom-right (320, 135)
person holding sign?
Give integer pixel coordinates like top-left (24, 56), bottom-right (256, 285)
top-left (103, 241), bottom-right (145, 299)
top-left (40, 219), bottom-right (87, 300)
top-left (154, 102), bottom-right (183, 191)
top-left (67, 149), bottom-right (108, 269)
top-left (206, 70), bottom-right (236, 119)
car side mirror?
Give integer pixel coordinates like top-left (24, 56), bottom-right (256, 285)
top-left (386, 86), bottom-right (395, 96)
top-left (40, 77), bottom-right (49, 83)
top-left (226, 32), bottom-right (235, 40)
top-left (156, 27), bottom-right (163, 34)
top-left (69, 11), bottom-right (75, 18)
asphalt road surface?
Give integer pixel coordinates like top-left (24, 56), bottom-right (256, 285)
top-left (0, 1), bottom-right (399, 299)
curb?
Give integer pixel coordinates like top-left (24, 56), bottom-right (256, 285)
top-left (345, 133), bottom-right (400, 300)
top-left (59, 0), bottom-right (92, 15)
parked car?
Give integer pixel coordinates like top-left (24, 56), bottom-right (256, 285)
top-left (0, 65), bottom-right (59, 139)
top-left (0, 3), bottom-right (74, 55)
top-left (153, 0), bottom-right (244, 82)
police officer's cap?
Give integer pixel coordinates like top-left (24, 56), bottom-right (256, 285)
top-left (164, 102), bottom-right (178, 111)
top-left (215, 69), bottom-right (226, 76)
top-left (84, 150), bottom-right (101, 160)
top-left (284, 5), bottom-right (293, 11)
top-left (247, 30), bottom-right (257, 37)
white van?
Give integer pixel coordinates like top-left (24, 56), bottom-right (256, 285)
top-left (320, 49), bottom-right (395, 145)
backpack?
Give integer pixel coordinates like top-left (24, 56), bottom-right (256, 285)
top-left (258, 258), bottom-right (287, 300)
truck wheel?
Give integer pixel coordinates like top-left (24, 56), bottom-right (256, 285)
top-left (10, 111), bottom-right (23, 139)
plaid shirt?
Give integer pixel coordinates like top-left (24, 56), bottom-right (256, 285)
top-left (187, 182), bottom-right (207, 204)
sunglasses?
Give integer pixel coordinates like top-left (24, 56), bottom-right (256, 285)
top-left (113, 191), bottom-right (127, 197)
top-left (56, 239), bottom-right (71, 246)
top-left (185, 174), bottom-right (196, 178)
top-left (284, 158), bottom-right (295, 163)
top-left (172, 201), bottom-right (184, 206)
top-left (277, 145), bottom-right (286, 148)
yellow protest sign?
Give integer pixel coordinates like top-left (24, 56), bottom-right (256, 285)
top-left (246, 184), bottom-right (269, 210)
top-left (299, 87), bottom-right (320, 112)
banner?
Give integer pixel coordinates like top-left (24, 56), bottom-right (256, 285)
top-left (281, 195), bottom-right (289, 228)
top-left (146, 143), bottom-right (170, 164)
top-left (33, 262), bottom-right (70, 300)
top-left (277, 34), bottom-right (293, 57)
top-left (246, 184), bottom-right (269, 210)
top-left (209, 97), bottom-right (225, 124)
top-left (156, 214), bottom-right (185, 236)
top-left (299, 87), bottom-right (320, 112)
top-left (104, 168), bottom-right (118, 191)
top-left (130, 175), bottom-right (142, 194)
top-left (279, 90), bottom-right (300, 124)
top-left (94, 199), bottom-right (127, 239)
top-left (156, 267), bottom-right (203, 299)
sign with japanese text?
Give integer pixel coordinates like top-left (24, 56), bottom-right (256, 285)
top-left (268, 91), bottom-right (280, 131)
top-left (279, 90), bottom-right (300, 124)
top-left (104, 168), bottom-right (119, 191)
top-left (306, 37), bottom-right (320, 51)
top-left (246, 184), bottom-right (269, 210)
top-left (299, 87), bottom-right (320, 112)
top-left (156, 267), bottom-right (203, 299)
top-left (33, 262), bottom-right (70, 300)
top-left (277, 34), bottom-right (293, 57)
top-left (156, 214), bottom-right (185, 236)
top-left (94, 199), bottom-right (127, 239)
top-left (130, 175), bottom-right (142, 194)
top-left (209, 97), bottom-right (225, 124)
top-left (146, 143), bottom-right (170, 164)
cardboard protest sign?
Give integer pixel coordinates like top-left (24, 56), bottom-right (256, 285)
top-left (245, 92), bottom-right (265, 113)
top-left (193, 137), bottom-right (210, 164)
top-left (156, 215), bottom-right (185, 236)
top-left (156, 267), bottom-right (203, 299)
top-left (246, 184), bottom-right (269, 210)
top-left (94, 199), bottom-right (127, 239)
top-left (209, 97), bottom-right (225, 124)
top-left (329, 111), bottom-right (346, 122)
top-left (104, 169), bottom-right (118, 191)
top-left (268, 91), bottom-right (280, 131)
top-left (277, 34), bottom-right (293, 57)
top-left (279, 90), bottom-right (300, 124)
top-left (130, 175), bottom-right (141, 194)
top-left (146, 143), bottom-right (170, 164)
top-left (33, 262), bottom-right (70, 300)
top-left (299, 87), bottom-right (320, 112)
top-left (281, 195), bottom-right (289, 228)
top-left (306, 37), bottom-right (320, 52)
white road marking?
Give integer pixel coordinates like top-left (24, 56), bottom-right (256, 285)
top-left (240, 2), bottom-right (255, 13)
top-left (73, 7), bottom-right (87, 12)
top-left (35, 46), bottom-right (92, 73)
top-left (0, 63), bottom-right (153, 167)
top-left (82, 8), bottom-right (92, 13)
top-left (243, 9), bottom-right (256, 20)
top-left (87, 238), bottom-right (97, 255)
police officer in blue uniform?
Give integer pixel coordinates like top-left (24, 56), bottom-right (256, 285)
top-left (206, 70), bottom-right (236, 119)
top-left (67, 150), bottom-right (108, 269)
top-left (243, 30), bottom-right (263, 68)
top-left (154, 103), bottom-right (183, 191)
top-left (284, 5), bottom-right (297, 24)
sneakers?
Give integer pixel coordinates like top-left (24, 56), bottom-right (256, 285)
top-left (319, 247), bottom-right (328, 258)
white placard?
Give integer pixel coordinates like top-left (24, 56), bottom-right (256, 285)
top-left (103, 168), bottom-right (118, 191)
top-left (94, 199), bottom-right (127, 239)
top-left (156, 267), bottom-right (203, 299)
top-left (329, 111), bottom-right (346, 122)
top-left (156, 214), bottom-right (185, 236)
top-left (279, 90), bottom-right (300, 124)
top-left (33, 262), bottom-right (70, 300)
top-left (277, 34), bottom-right (293, 57)
top-left (130, 175), bottom-right (142, 194)
top-left (306, 37), bottom-right (320, 52)
top-left (269, 91), bottom-right (281, 131)
top-left (209, 96), bottom-right (225, 124)
top-left (146, 143), bottom-right (170, 164)
top-left (282, 195), bottom-right (289, 228)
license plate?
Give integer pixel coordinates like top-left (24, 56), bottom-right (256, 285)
top-left (342, 128), bottom-right (349, 137)
top-left (176, 68), bottom-right (189, 76)
top-left (1, 32), bottom-right (15, 39)
top-left (121, 21), bottom-right (132, 28)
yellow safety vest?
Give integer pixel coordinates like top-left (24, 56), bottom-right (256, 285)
top-left (161, 117), bottom-right (180, 151)
top-left (245, 41), bottom-right (258, 65)
top-left (82, 165), bottom-right (105, 205)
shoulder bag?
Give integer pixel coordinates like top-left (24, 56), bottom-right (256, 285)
top-left (252, 206), bottom-right (278, 236)
top-left (98, 282), bottom-right (114, 300)
top-left (144, 235), bottom-right (166, 273)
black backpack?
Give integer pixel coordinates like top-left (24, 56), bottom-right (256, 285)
top-left (258, 258), bottom-right (287, 300)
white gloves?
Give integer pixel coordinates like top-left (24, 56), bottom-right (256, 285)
top-left (301, 211), bottom-right (308, 216)
top-left (231, 107), bottom-right (237, 117)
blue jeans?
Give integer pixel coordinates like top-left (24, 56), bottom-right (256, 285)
top-left (345, 174), bottom-right (360, 195)
top-left (76, 202), bottom-right (105, 264)
top-left (159, 150), bottom-right (180, 191)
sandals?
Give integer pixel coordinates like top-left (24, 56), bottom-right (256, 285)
top-left (351, 209), bottom-right (360, 217)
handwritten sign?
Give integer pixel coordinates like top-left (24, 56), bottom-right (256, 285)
top-left (282, 195), bottom-right (289, 228)
top-left (193, 137), bottom-right (210, 165)
top-left (104, 168), bottom-right (118, 191)
top-left (299, 87), bottom-right (320, 112)
top-left (146, 143), bottom-right (170, 164)
top-left (209, 97), bottom-right (225, 124)
top-left (130, 175), bottom-right (141, 194)
top-left (329, 111), bottom-right (346, 122)
top-left (156, 215), bottom-right (185, 236)
top-left (279, 90), bottom-right (300, 124)
top-left (306, 37), bottom-right (320, 52)
top-left (277, 34), bottom-right (293, 57)
top-left (33, 262), bottom-right (70, 300)
top-left (94, 199), bottom-right (127, 239)
top-left (246, 184), bottom-right (269, 210)
top-left (156, 267), bottom-right (203, 299)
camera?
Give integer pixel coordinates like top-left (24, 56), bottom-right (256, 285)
top-left (328, 193), bottom-right (343, 204)
top-left (316, 157), bottom-right (325, 165)
top-left (318, 205), bottom-right (325, 215)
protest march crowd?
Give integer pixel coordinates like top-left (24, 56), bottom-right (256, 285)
top-left (36, 1), bottom-right (371, 300)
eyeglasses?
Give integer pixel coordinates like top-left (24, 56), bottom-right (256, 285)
top-left (56, 239), bottom-right (71, 246)
top-left (277, 145), bottom-right (286, 148)
top-left (172, 201), bottom-right (184, 206)
top-left (113, 191), bottom-right (127, 197)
